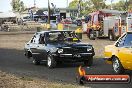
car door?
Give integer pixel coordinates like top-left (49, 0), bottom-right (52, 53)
top-left (30, 33), bottom-right (39, 54)
top-left (129, 46), bottom-right (132, 69)
top-left (117, 33), bottom-right (132, 70)
top-left (36, 33), bottom-right (47, 60)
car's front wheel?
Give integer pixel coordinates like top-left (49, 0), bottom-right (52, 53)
top-left (89, 31), bottom-right (95, 40)
top-left (47, 54), bottom-right (56, 68)
top-left (112, 57), bottom-right (124, 74)
top-left (84, 57), bottom-right (93, 66)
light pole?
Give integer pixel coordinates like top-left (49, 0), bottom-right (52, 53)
top-left (47, 0), bottom-right (51, 30)
top-left (78, 0), bottom-right (82, 17)
top-left (125, 0), bottom-right (128, 11)
top-left (34, 0), bottom-right (36, 7)
top-left (67, 0), bottom-right (68, 8)
top-left (111, 0), bottom-right (114, 10)
top-left (48, 0), bottom-right (50, 24)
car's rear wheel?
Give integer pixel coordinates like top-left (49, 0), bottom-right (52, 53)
top-left (112, 57), bottom-right (124, 74)
top-left (84, 57), bottom-right (93, 66)
top-left (33, 59), bottom-right (40, 65)
top-left (89, 31), bottom-right (95, 40)
top-left (47, 54), bottom-right (56, 68)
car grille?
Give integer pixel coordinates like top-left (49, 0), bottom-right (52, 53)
top-left (63, 47), bottom-right (87, 54)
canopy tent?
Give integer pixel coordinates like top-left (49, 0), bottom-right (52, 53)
top-left (100, 9), bottom-right (127, 15)
top-left (89, 9), bottom-right (127, 16)
top-left (0, 12), bottom-right (16, 18)
top-left (34, 10), bottom-right (46, 16)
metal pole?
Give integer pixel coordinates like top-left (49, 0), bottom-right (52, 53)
top-left (126, 0), bottom-right (128, 11)
top-left (34, 0), bottom-right (36, 7)
top-left (67, 0), bottom-right (68, 7)
top-left (78, 0), bottom-right (81, 17)
top-left (48, 0), bottom-right (50, 24)
top-left (111, 0), bottom-right (113, 10)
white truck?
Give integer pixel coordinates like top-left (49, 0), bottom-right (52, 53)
top-left (86, 9), bottom-right (132, 41)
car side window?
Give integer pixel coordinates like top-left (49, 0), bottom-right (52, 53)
top-left (30, 35), bottom-right (36, 43)
top-left (39, 34), bottom-right (45, 44)
top-left (123, 34), bottom-right (132, 47)
top-left (34, 34), bottom-right (40, 44)
top-left (31, 34), bottom-right (40, 44)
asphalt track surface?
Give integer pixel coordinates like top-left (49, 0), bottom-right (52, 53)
top-left (0, 32), bottom-right (131, 88)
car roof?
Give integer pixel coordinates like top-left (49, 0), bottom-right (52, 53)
top-left (37, 30), bottom-right (73, 34)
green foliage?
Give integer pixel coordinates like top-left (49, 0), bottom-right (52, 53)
top-left (112, 0), bottom-right (126, 11)
top-left (109, 0), bottom-right (132, 11)
top-left (11, 0), bottom-right (25, 12)
top-left (128, 0), bottom-right (132, 11)
top-left (69, 0), bottom-right (106, 15)
top-left (69, 0), bottom-right (78, 9)
top-left (69, 0), bottom-right (132, 15)
top-left (90, 0), bottom-right (106, 10)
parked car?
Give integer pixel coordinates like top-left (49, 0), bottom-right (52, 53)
top-left (61, 19), bottom-right (72, 24)
top-left (24, 30), bottom-right (95, 68)
top-left (104, 32), bottom-right (132, 74)
top-left (76, 19), bottom-right (82, 26)
top-left (50, 20), bottom-right (57, 28)
top-left (38, 19), bottom-right (47, 23)
top-left (22, 16), bottom-right (30, 22)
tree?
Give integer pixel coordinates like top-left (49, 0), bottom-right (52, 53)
top-left (111, 0), bottom-right (126, 11)
top-left (68, 0), bottom-right (106, 15)
top-left (68, 0), bottom-right (131, 16)
top-left (69, 0), bottom-right (78, 9)
top-left (110, 0), bottom-right (132, 11)
top-left (81, 0), bottom-right (95, 15)
top-left (11, 0), bottom-right (25, 12)
top-left (127, 0), bottom-right (132, 11)
top-left (90, 0), bottom-right (106, 10)
top-left (20, 1), bottom-right (25, 12)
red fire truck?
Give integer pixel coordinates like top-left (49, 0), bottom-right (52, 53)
top-left (86, 9), bottom-right (132, 40)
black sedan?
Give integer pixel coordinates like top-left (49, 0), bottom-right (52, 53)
top-left (24, 30), bottom-right (95, 68)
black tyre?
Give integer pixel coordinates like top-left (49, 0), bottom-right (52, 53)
top-left (89, 31), bottom-right (95, 40)
top-left (112, 57), bottom-right (124, 74)
top-left (57, 61), bottom-right (62, 65)
top-left (84, 57), bottom-right (93, 66)
top-left (108, 31), bottom-right (116, 41)
top-left (47, 53), bottom-right (56, 68)
top-left (32, 59), bottom-right (40, 65)
top-left (25, 51), bottom-right (32, 58)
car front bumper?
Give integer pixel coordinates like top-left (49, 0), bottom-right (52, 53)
top-left (52, 52), bottom-right (95, 62)
top-left (59, 53), bottom-right (93, 57)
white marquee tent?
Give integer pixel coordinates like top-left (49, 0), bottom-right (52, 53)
top-left (0, 12), bottom-right (16, 18)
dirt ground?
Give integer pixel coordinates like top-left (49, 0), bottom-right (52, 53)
top-left (0, 33), bottom-right (114, 88)
top-left (0, 71), bottom-right (87, 88)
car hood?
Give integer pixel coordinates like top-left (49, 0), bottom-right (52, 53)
top-left (47, 42), bottom-right (92, 48)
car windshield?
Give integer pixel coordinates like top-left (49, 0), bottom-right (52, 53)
top-left (46, 31), bottom-right (80, 43)
top-left (51, 20), bottom-right (56, 23)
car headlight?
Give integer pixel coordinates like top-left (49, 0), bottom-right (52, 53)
top-left (87, 47), bottom-right (92, 52)
top-left (58, 49), bottom-right (63, 53)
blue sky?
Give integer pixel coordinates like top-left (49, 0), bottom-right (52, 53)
top-left (0, 0), bottom-right (120, 12)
